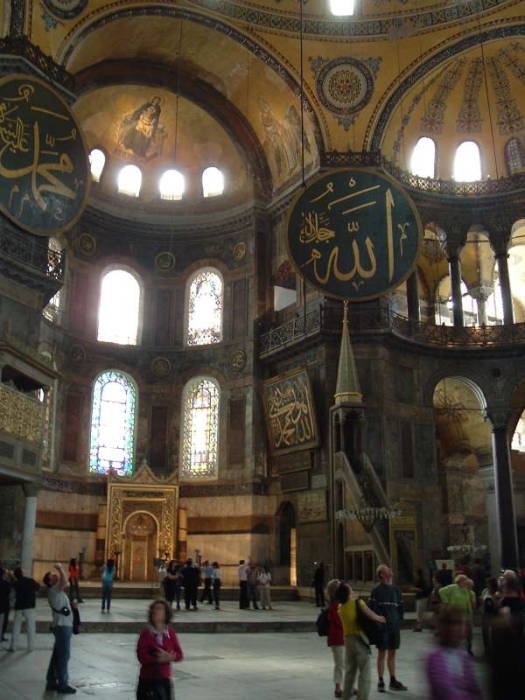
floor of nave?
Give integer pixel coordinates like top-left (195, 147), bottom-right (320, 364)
top-left (0, 628), bottom-right (487, 699)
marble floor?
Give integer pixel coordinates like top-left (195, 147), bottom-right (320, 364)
top-left (0, 628), bottom-right (488, 700)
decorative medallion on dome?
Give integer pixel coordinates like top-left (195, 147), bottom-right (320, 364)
top-left (230, 349), bottom-right (247, 372)
top-left (42, 0), bottom-right (87, 20)
top-left (78, 233), bottom-right (96, 256)
top-left (310, 57), bottom-right (380, 130)
top-left (151, 357), bottom-right (172, 378)
top-left (0, 75), bottom-right (89, 236)
top-left (232, 242), bottom-right (247, 262)
top-left (155, 251), bottom-right (176, 272)
top-left (70, 344), bottom-right (86, 364)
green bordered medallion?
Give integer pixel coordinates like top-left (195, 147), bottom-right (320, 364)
top-left (286, 168), bottom-right (422, 301)
top-left (0, 74), bottom-right (89, 236)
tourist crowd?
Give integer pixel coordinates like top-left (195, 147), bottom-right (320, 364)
top-left (321, 562), bottom-right (525, 700)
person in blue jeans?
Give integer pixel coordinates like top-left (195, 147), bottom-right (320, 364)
top-left (43, 563), bottom-right (76, 695)
top-left (101, 559), bottom-right (115, 613)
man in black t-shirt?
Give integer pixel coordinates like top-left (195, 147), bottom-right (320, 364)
top-left (9, 567), bottom-right (39, 652)
top-left (0, 567), bottom-right (12, 641)
top-left (369, 564), bottom-right (407, 693)
top-left (182, 559), bottom-right (200, 611)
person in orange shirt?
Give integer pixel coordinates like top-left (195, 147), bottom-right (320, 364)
top-left (68, 558), bottom-right (82, 603)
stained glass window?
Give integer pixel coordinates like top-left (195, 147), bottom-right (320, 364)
top-left (186, 269), bottom-right (223, 345)
top-left (89, 370), bottom-right (136, 475)
top-left (181, 377), bottom-right (219, 479)
top-left (98, 269), bottom-right (141, 345)
top-left (505, 138), bottom-right (525, 175)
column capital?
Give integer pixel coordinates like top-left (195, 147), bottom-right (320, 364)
top-left (485, 407), bottom-right (512, 431)
top-left (22, 482), bottom-right (40, 498)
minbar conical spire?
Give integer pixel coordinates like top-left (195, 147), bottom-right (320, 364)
top-left (335, 301), bottom-right (362, 405)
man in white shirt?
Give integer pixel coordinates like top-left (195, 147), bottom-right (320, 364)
top-left (238, 559), bottom-right (249, 609)
top-left (43, 563), bottom-right (76, 695)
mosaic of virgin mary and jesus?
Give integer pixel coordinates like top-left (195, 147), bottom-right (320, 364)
top-left (117, 96), bottom-right (167, 160)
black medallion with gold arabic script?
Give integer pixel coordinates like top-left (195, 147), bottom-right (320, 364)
top-left (0, 74), bottom-right (89, 236)
top-left (287, 168), bottom-right (422, 301)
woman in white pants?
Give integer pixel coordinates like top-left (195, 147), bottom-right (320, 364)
top-left (326, 579), bottom-right (345, 698)
top-left (258, 567), bottom-right (273, 610)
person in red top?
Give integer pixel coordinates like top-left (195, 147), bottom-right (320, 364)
top-left (136, 599), bottom-right (184, 700)
top-left (68, 558), bottom-right (82, 603)
top-left (326, 579), bottom-right (346, 698)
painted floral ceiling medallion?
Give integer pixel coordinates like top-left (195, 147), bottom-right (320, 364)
top-left (311, 57), bottom-right (381, 130)
top-left (42, 0), bottom-right (87, 20)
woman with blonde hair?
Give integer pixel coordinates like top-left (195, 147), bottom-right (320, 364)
top-left (325, 579), bottom-right (345, 698)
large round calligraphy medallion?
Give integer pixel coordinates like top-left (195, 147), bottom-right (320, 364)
top-left (287, 168), bottom-right (422, 301)
top-left (0, 74), bottom-right (89, 236)
top-left (317, 58), bottom-right (374, 117)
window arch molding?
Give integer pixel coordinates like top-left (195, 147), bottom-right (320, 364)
top-left (184, 265), bottom-right (224, 346)
top-left (180, 375), bottom-right (221, 480)
top-left (97, 264), bottom-right (144, 346)
top-left (88, 368), bottom-right (138, 476)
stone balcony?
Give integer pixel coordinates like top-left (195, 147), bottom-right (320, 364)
top-left (0, 384), bottom-right (43, 478)
top-left (258, 304), bottom-right (525, 358)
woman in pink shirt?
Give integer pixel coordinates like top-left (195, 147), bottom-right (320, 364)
top-left (426, 605), bottom-right (482, 700)
top-left (136, 599), bottom-right (184, 699)
top-left (325, 579), bottom-right (345, 698)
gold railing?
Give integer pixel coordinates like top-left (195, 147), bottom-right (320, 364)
top-left (0, 385), bottom-right (43, 444)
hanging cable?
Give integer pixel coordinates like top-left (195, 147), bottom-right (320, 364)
top-left (478, 17), bottom-right (499, 180)
top-left (299, 0), bottom-right (306, 188)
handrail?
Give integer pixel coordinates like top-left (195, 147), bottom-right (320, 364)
top-left (322, 151), bottom-right (525, 198)
top-left (0, 225), bottom-right (64, 282)
top-left (259, 304), bottom-right (525, 355)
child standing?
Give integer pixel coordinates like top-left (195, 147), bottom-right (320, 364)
top-left (426, 605), bottom-right (482, 700)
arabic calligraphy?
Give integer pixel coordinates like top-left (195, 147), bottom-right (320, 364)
top-left (263, 368), bottom-right (319, 455)
top-left (287, 168), bottom-right (422, 301)
top-left (0, 75), bottom-right (88, 236)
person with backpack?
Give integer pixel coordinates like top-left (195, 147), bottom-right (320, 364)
top-left (324, 579), bottom-right (345, 698)
top-left (101, 559), bottom-right (115, 613)
top-left (337, 582), bottom-right (386, 700)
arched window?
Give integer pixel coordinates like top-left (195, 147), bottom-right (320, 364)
top-left (435, 279), bottom-right (478, 326)
top-left (89, 370), bottom-right (137, 475)
top-left (453, 141), bottom-right (482, 182)
top-left (98, 269), bottom-right (141, 345)
top-left (202, 166), bottom-right (224, 198)
top-left (89, 148), bottom-right (106, 182)
top-left (159, 169), bottom-right (185, 201)
top-left (329, 0), bottom-right (355, 15)
top-left (512, 411), bottom-right (525, 452)
top-left (505, 138), bottom-right (525, 175)
top-left (186, 268), bottom-right (223, 345)
top-left (486, 277), bottom-right (504, 326)
top-left (410, 137), bottom-right (436, 178)
top-left (43, 238), bottom-right (63, 323)
top-left (181, 377), bottom-right (220, 479)
top-left (118, 164), bottom-right (142, 197)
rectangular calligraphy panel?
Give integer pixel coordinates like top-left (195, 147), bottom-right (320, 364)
top-left (262, 367), bottom-right (319, 456)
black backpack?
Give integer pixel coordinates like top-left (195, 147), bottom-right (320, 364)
top-left (316, 607), bottom-right (330, 637)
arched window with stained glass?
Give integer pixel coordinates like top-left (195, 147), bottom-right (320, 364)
top-left (89, 370), bottom-right (137, 475)
top-left (505, 138), bottom-right (525, 175)
top-left (186, 268), bottom-right (223, 346)
top-left (181, 377), bottom-right (220, 479)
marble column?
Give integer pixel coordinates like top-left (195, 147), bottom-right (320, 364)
top-left (406, 272), bottom-right (420, 323)
top-left (487, 410), bottom-right (519, 570)
top-left (21, 483), bottom-right (39, 576)
top-left (495, 252), bottom-right (514, 325)
top-left (448, 255), bottom-right (464, 327)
